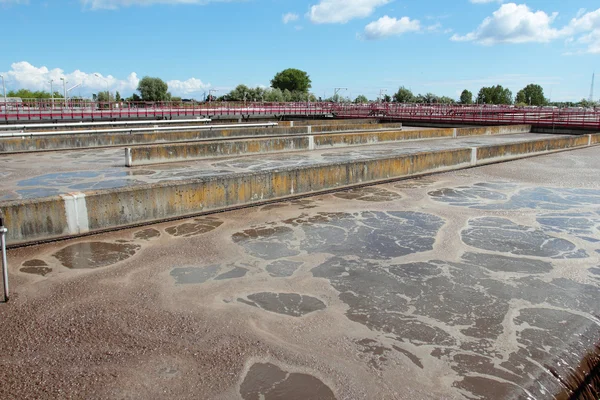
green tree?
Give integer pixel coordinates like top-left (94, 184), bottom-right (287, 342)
top-left (271, 68), bottom-right (312, 93)
top-left (515, 84), bottom-right (547, 106)
top-left (115, 91), bottom-right (122, 102)
top-left (354, 95), bottom-right (369, 104)
top-left (439, 96), bottom-right (456, 105)
top-left (477, 85), bottom-right (513, 105)
top-left (460, 89), bottom-right (473, 105)
top-left (393, 86), bottom-right (414, 103)
top-left (137, 76), bottom-right (170, 101)
top-left (96, 91), bottom-right (114, 102)
top-left (7, 89), bottom-right (63, 99)
top-left (415, 93), bottom-right (439, 104)
top-left (265, 88), bottom-right (285, 102)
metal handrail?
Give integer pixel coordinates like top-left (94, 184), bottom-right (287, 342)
top-left (0, 211), bottom-right (8, 303)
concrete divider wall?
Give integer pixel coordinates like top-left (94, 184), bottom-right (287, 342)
top-left (476, 135), bottom-right (590, 163)
top-left (0, 123), bottom-right (403, 153)
top-left (2, 148), bottom-right (473, 245)
top-left (456, 125), bottom-right (531, 137)
top-left (126, 124), bottom-right (531, 166)
top-left (127, 128), bottom-right (437, 166)
top-left (128, 136), bottom-right (311, 166)
top-left (4, 134), bottom-right (599, 246)
top-left (282, 119), bottom-right (382, 127)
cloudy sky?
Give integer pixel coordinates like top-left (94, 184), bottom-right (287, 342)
top-left (0, 0), bottom-right (598, 101)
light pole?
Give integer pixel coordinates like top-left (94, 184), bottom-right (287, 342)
top-left (60, 78), bottom-right (68, 108)
top-left (379, 88), bottom-right (387, 103)
top-left (334, 87), bottom-right (347, 103)
top-left (94, 73), bottom-right (110, 105)
top-left (0, 75), bottom-right (6, 109)
top-left (209, 89), bottom-right (218, 102)
top-left (49, 79), bottom-right (54, 109)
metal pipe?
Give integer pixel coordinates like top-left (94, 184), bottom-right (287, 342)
top-left (0, 211), bottom-right (8, 302)
top-left (0, 122), bottom-right (278, 138)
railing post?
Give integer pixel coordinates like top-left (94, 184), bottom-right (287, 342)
top-left (0, 210), bottom-right (8, 302)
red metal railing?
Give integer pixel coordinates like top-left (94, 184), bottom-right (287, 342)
top-left (1, 100), bottom-right (599, 129)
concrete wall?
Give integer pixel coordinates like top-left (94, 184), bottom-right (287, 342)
top-left (3, 133), bottom-right (598, 246)
top-left (126, 125), bottom-right (532, 167)
top-left (127, 128), bottom-right (438, 166)
top-left (456, 125), bottom-right (531, 137)
top-left (0, 123), bottom-right (403, 153)
top-left (476, 135), bottom-right (590, 163)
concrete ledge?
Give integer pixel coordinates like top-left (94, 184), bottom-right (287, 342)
top-left (3, 133), bottom-right (597, 246)
top-left (126, 125), bottom-right (533, 167)
top-left (456, 125), bottom-right (531, 137)
top-left (477, 135), bottom-right (590, 163)
top-left (127, 128), bottom-right (442, 166)
top-left (0, 122), bottom-right (403, 153)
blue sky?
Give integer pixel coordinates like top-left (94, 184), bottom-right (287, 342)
top-left (0, 0), bottom-right (599, 101)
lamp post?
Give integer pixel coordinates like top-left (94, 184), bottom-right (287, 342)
top-left (379, 88), bottom-right (387, 103)
top-left (94, 73), bottom-right (110, 108)
top-left (49, 79), bottom-right (54, 109)
top-left (334, 87), bottom-right (347, 103)
top-left (60, 78), bottom-right (68, 108)
top-left (209, 89), bottom-right (218, 102)
top-left (0, 75), bottom-right (6, 110)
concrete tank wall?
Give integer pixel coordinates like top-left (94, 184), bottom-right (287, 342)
top-left (126, 125), bottom-right (533, 166)
top-left (0, 122), bottom-right (402, 153)
top-left (3, 133), bottom-right (598, 246)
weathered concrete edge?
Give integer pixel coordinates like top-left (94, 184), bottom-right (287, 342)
top-left (0, 123), bottom-right (404, 153)
top-left (127, 128), bottom-right (450, 166)
top-left (2, 133), bottom-right (595, 247)
top-left (127, 125), bottom-right (532, 167)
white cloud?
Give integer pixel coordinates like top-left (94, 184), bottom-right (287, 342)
top-left (166, 77), bottom-right (210, 95)
top-left (0, 61), bottom-right (210, 96)
top-left (80, 0), bottom-right (239, 10)
top-left (308, 0), bottom-right (389, 24)
top-left (452, 4), bottom-right (600, 54)
top-left (451, 3), bottom-right (561, 45)
top-left (363, 16), bottom-right (421, 40)
top-left (282, 12), bottom-right (299, 24)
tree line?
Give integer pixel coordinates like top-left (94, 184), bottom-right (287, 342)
top-left (4, 70), bottom-right (598, 108)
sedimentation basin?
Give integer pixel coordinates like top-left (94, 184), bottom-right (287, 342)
top-left (1, 146), bottom-right (599, 399)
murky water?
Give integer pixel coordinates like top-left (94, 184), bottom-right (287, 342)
top-left (224, 183), bottom-right (600, 399)
top-left (265, 260), bottom-right (303, 278)
top-left (20, 259), bottom-right (53, 276)
top-left (53, 242), bottom-right (140, 269)
top-left (238, 293), bottom-right (326, 317)
top-left (165, 217), bottom-right (223, 238)
top-left (134, 228), bottom-right (161, 241)
top-left (332, 187), bottom-right (401, 202)
top-left (462, 217), bottom-right (588, 259)
top-left (240, 363), bottom-right (336, 400)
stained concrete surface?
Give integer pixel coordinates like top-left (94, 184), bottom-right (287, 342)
top-left (0, 147), bottom-right (599, 399)
top-left (0, 132), bottom-right (579, 201)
